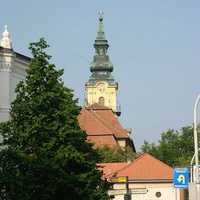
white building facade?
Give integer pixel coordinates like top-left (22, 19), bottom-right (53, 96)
top-left (109, 182), bottom-right (183, 200)
top-left (0, 26), bottom-right (30, 122)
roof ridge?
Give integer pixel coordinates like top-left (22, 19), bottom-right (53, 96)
top-left (143, 153), bottom-right (173, 170)
top-left (115, 153), bottom-right (173, 176)
top-left (115, 154), bottom-right (146, 174)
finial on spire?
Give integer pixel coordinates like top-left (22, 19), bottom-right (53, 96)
top-left (98, 11), bottom-right (104, 21)
top-left (0, 25), bottom-right (12, 49)
top-left (96, 11), bottom-right (106, 40)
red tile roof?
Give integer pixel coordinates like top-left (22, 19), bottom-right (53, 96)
top-left (97, 162), bottom-right (128, 179)
top-left (98, 153), bottom-right (173, 182)
top-left (87, 135), bottom-right (118, 148)
top-left (78, 103), bottom-right (130, 148)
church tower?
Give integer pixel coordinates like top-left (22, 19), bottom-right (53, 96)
top-left (0, 26), bottom-right (30, 122)
top-left (85, 14), bottom-right (119, 114)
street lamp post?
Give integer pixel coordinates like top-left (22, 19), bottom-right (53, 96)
top-left (193, 94), bottom-right (200, 183)
top-left (190, 148), bottom-right (200, 183)
top-left (189, 95), bottom-right (200, 200)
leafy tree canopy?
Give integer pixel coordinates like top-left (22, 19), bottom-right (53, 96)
top-left (98, 146), bottom-right (137, 163)
top-left (141, 126), bottom-right (196, 167)
top-left (0, 38), bottom-right (109, 200)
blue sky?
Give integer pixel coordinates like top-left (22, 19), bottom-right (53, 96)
top-left (1, 0), bottom-right (200, 149)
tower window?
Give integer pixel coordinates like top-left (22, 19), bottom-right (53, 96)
top-left (98, 97), bottom-right (105, 106)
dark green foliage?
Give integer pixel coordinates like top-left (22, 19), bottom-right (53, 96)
top-left (0, 38), bottom-right (109, 200)
top-left (98, 146), bottom-right (137, 163)
top-left (141, 126), bottom-right (195, 167)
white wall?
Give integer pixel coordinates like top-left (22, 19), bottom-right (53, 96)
top-left (0, 54), bottom-right (11, 122)
top-left (109, 182), bottom-right (181, 200)
top-left (0, 52), bottom-right (28, 122)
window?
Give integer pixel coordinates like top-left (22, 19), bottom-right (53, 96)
top-left (98, 96), bottom-right (105, 106)
top-left (155, 191), bottom-right (161, 198)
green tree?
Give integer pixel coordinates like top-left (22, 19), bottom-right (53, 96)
top-left (0, 38), bottom-right (109, 200)
top-left (98, 146), bottom-right (137, 163)
top-left (141, 126), bottom-right (195, 167)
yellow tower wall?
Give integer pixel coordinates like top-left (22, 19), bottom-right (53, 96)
top-left (86, 81), bottom-right (117, 112)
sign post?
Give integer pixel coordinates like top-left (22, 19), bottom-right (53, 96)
top-left (189, 166), bottom-right (200, 200)
top-left (111, 176), bottom-right (131, 200)
top-left (173, 168), bottom-right (189, 200)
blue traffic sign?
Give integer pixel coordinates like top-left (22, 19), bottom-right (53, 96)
top-left (173, 168), bottom-right (189, 188)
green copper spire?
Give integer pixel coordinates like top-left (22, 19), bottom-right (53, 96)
top-left (88, 13), bottom-right (116, 85)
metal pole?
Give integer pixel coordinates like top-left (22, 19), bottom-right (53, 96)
top-left (125, 176), bottom-right (129, 199)
top-left (124, 176), bottom-right (131, 200)
top-left (193, 94), bottom-right (200, 183)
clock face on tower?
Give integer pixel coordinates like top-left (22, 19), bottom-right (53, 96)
top-left (97, 82), bottom-right (106, 93)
